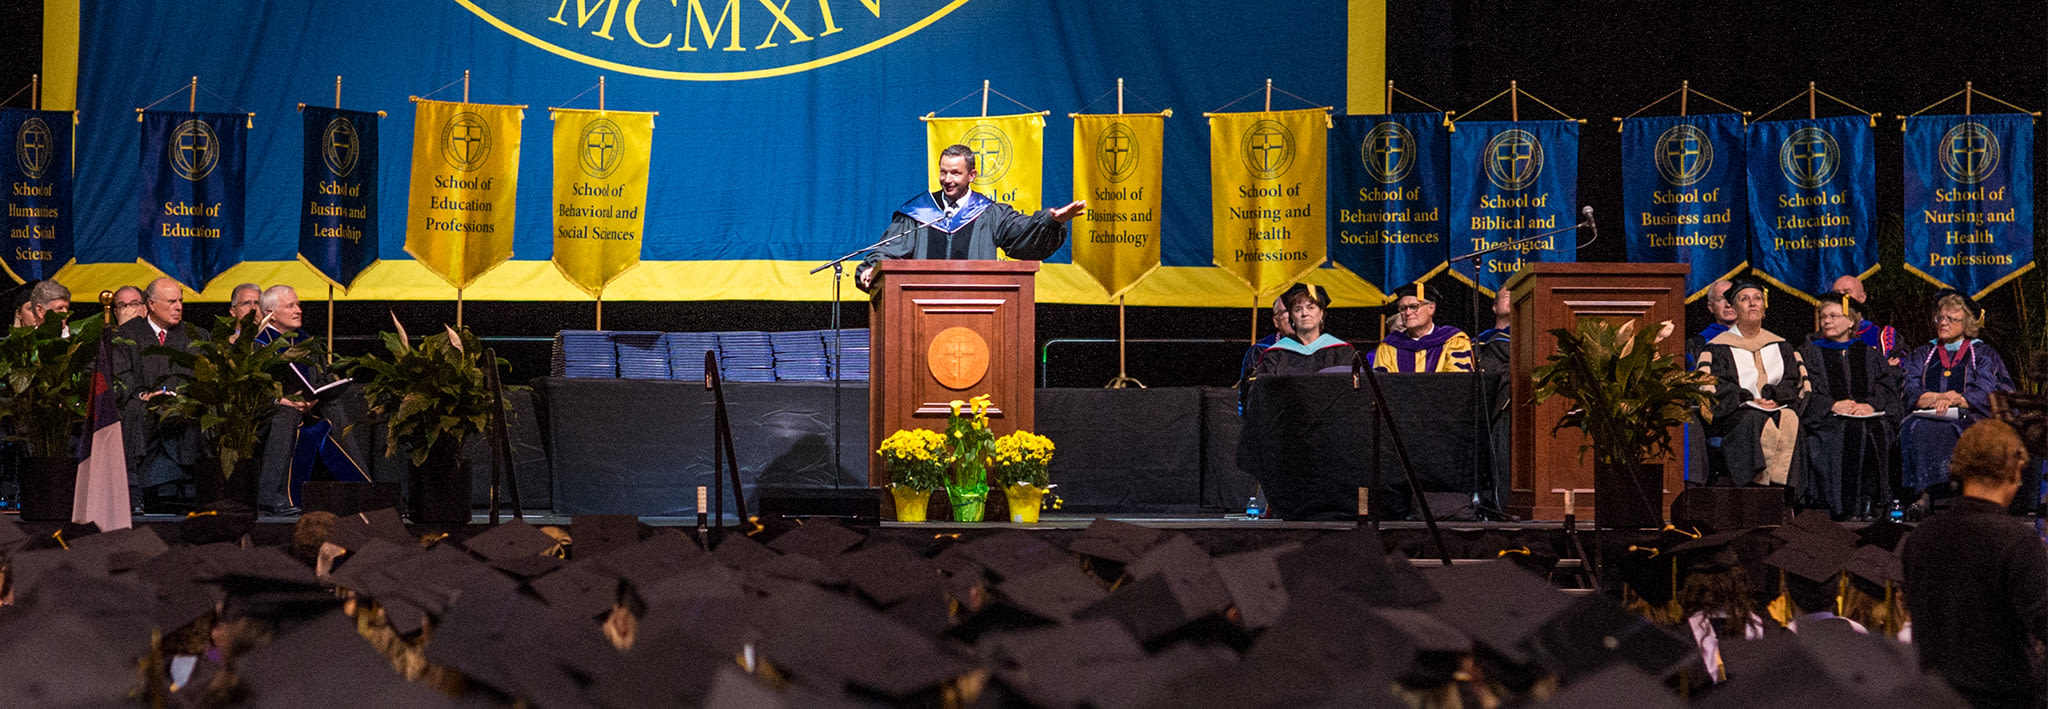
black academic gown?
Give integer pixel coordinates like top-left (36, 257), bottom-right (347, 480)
top-left (109, 316), bottom-right (204, 489)
top-left (252, 326), bottom-right (371, 509)
top-left (856, 190), bottom-right (1068, 290)
top-left (1797, 338), bottom-right (1901, 518)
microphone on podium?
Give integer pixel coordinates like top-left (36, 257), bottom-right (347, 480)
top-left (1580, 205), bottom-right (1599, 247)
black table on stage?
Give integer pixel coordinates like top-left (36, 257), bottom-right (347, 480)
top-left (1237, 372), bottom-right (1504, 521)
top-left (534, 375), bottom-right (1503, 517)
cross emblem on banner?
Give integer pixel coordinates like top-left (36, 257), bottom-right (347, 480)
top-left (1372, 132), bottom-right (1403, 176)
top-left (1952, 133), bottom-right (1988, 175)
top-left (969, 136), bottom-right (1005, 180)
top-left (1665, 134), bottom-right (1702, 175)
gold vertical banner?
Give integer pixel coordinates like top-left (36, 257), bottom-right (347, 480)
top-left (551, 108), bottom-right (654, 297)
top-left (1071, 112), bottom-right (1168, 298)
top-left (404, 98), bottom-right (524, 289)
top-left (1209, 108), bottom-right (1329, 296)
top-left (923, 112), bottom-right (1046, 213)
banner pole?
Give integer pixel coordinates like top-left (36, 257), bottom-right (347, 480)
top-left (188, 76), bottom-right (196, 112)
top-left (1807, 81), bottom-right (1816, 120)
top-left (1964, 81), bottom-right (1972, 115)
top-left (599, 75), bottom-right (606, 111)
top-left (980, 79), bottom-right (989, 117)
top-left (1679, 80), bottom-right (1688, 117)
top-left (596, 293), bottom-right (604, 330)
top-left (1116, 77), bottom-right (1124, 114)
top-left (460, 70), bottom-right (470, 326)
top-left (1264, 78), bottom-right (1272, 112)
top-left (30, 73), bottom-right (37, 110)
top-left (1510, 80), bottom-right (1518, 122)
top-left (1385, 80), bottom-right (1393, 114)
top-left (328, 76), bottom-right (342, 362)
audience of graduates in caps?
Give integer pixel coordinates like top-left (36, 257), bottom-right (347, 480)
top-left (5, 278), bottom-right (367, 518)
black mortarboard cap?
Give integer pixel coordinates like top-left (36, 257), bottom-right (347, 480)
top-left (710, 533), bottom-right (782, 570)
top-left (702, 665), bottom-right (788, 709)
top-left (462, 519), bottom-right (559, 563)
top-left (978, 617), bottom-right (1147, 676)
top-left (424, 583), bottom-right (589, 708)
top-left (1775, 509), bottom-right (1861, 548)
top-left (570, 514), bottom-right (644, 560)
top-left (752, 551), bottom-right (848, 587)
top-left (833, 542), bottom-right (941, 607)
top-left (1856, 520), bottom-right (1911, 552)
top-left (1845, 544), bottom-right (1903, 587)
top-left (1277, 527), bottom-right (1440, 608)
top-left (153, 578), bottom-right (224, 633)
top-left (1724, 275), bottom-right (1768, 305)
top-left (1543, 664), bottom-right (1686, 709)
top-left (1073, 573), bottom-right (1189, 642)
top-left (6, 548), bottom-right (110, 599)
top-left (1707, 632), bottom-right (1858, 709)
top-left (955, 529), bottom-right (1071, 580)
top-left (1065, 518), bottom-right (1164, 564)
top-left (633, 558), bottom-right (746, 609)
top-left (765, 518), bottom-right (866, 561)
top-left (1387, 281), bottom-right (1431, 307)
top-left (1122, 534), bottom-right (1233, 620)
top-left (1211, 543), bottom-right (1297, 630)
top-left (329, 507), bottom-right (414, 551)
top-left (752, 584), bottom-right (967, 701)
top-left (1931, 287), bottom-right (1983, 321)
top-left (1765, 525), bottom-right (1856, 583)
top-left (527, 563), bottom-right (620, 621)
top-left (1281, 281), bottom-right (1333, 309)
top-left (181, 500), bottom-right (258, 546)
top-left (1533, 592), bottom-right (1699, 682)
top-left (237, 609), bottom-right (453, 707)
top-left (1420, 560), bottom-right (1575, 665)
top-left (592, 530), bottom-right (703, 590)
top-left (0, 606), bottom-right (154, 707)
top-left (69, 525), bottom-right (170, 572)
top-left (991, 560), bottom-right (1109, 623)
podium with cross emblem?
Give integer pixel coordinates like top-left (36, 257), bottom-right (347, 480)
top-left (867, 259), bottom-right (1039, 487)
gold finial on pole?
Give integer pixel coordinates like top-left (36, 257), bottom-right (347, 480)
top-left (188, 76), bottom-right (197, 112)
top-left (30, 74), bottom-right (38, 110)
top-left (1679, 80), bottom-right (1689, 117)
top-left (1510, 80), bottom-right (1519, 121)
top-left (463, 70), bottom-right (471, 103)
top-left (980, 79), bottom-right (989, 117)
top-left (599, 75), bottom-right (606, 112)
top-left (1116, 77), bottom-right (1124, 115)
top-left (1964, 81), bottom-right (1973, 116)
top-left (1807, 81), bottom-right (1816, 120)
top-left (1264, 78), bottom-right (1272, 112)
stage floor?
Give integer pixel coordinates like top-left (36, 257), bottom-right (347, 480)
top-left (111, 510), bottom-right (1577, 532)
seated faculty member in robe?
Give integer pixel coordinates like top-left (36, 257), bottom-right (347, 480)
top-left (1248, 282), bottom-right (1355, 381)
top-left (1695, 277), bottom-right (1809, 488)
top-left (1831, 274), bottom-right (1901, 365)
top-left (110, 277), bottom-right (205, 512)
top-left (1370, 282), bottom-right (1473, 373)
top-left (855, 144), bottom-right (1085, 290)
top-left (1799, 294), bottom-right (1901, 520)
top-left (1899, 289), bottom-right (2015, 507)
top-left (252, 285), bottom-right (372, 515)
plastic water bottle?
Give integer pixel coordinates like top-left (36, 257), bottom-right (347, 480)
top-left (1889, 500), bottom-right (1905, 522)
top-left (1245, 486), bottom-right (1266, 520)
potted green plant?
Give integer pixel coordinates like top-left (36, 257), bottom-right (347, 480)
top-left (990, 431), bottom-right (1054, 523)
top-left (342, 319), bottom-right (503, 523)
top-left (877, 427), bottom-right (946, 521)
top-left (941, 394), bottom-right (996, 522)
top-left (0, 316), bottom-right (108, 520)
top-left (1531, 317), bottom-right (1712, 527)
top-left (149, 312), bottom-right (309, 506)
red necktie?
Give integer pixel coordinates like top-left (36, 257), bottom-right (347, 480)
top-left (157, 330), bottom-right (166, 346)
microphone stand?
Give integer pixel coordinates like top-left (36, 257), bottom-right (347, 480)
top-left (811, 229), bottom-right (909, 489)
top-left (1447, 214), bottom-right (1588, 521)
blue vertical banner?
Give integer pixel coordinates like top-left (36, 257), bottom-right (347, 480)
top-left (138, 111), bottom-right (247, 291)
top-left (1745, 115), bottom-right (1877, 300)
top-left (299, 106), bottom-right (380, 291)
top-left (0, 109), bottom-right (74, 283)
top-left (1328, 112), bottom-right (1449, 293)
top-left (1449, 120), bottom-right (1579, 296)
top-left (1902, 114), bottom-right (2034, 297)
top-left (1622, 113), bottom-right (1748, 301)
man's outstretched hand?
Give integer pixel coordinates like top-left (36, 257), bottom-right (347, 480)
top-left (1049, 200), bottom-right (1087, 223)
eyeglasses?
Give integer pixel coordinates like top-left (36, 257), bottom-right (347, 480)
top-left (114, 301), bottom-right (144, 309)
top-left (1397, 302), bottom-right (1429, 312)
top-left (1935, 314), bottom-right (1968, 325)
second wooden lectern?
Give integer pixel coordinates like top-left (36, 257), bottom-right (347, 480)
top-left (867, 259), bottom-right (1038, 486)
top-left (1504, 262), bottom-right (1689, 522)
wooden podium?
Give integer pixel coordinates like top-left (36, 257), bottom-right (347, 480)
top-left (1504, 262), bottom-right (1689, 521)
top-left (867, 260), bottom-right (1038, 486)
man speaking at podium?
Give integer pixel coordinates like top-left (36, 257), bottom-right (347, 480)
top-left (856, 144), bottom-right (1086, 290)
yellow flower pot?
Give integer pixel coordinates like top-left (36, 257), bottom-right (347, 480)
top-left (1005, 483), bottom-right (1046, 524)
top-left (890, 485), bottom-right (932, 522)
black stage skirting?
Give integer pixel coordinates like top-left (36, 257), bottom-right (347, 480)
top-left (535, 376), bottom-right (1507, 518)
